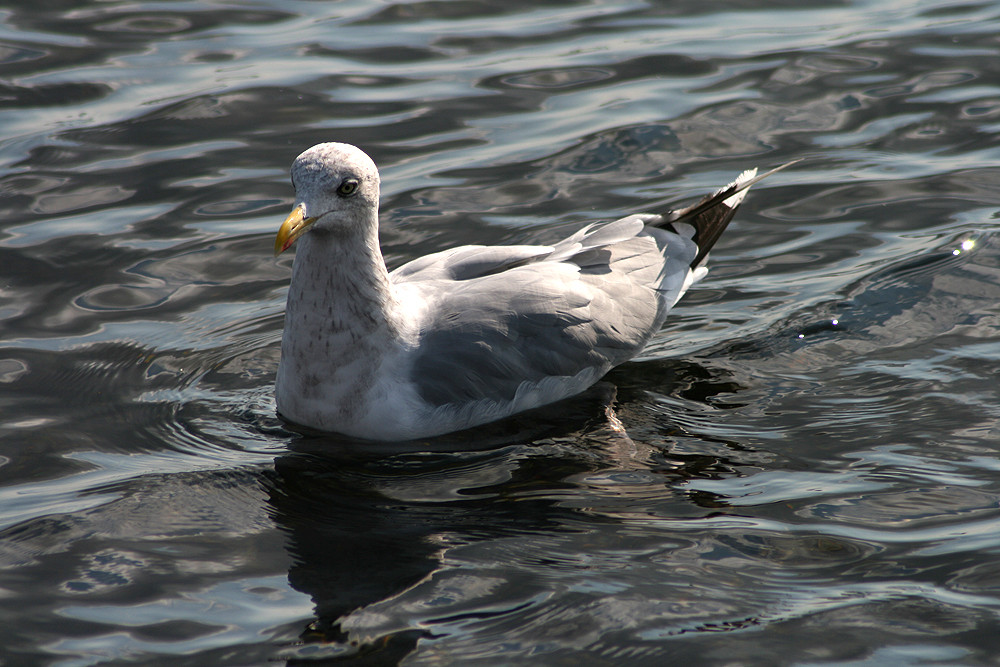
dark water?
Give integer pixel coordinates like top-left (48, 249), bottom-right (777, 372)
top-left (3, 0), bottom-right (1000, 664)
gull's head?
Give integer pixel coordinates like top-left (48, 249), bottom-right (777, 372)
top-left (275, 142), bottom-right (381, 255)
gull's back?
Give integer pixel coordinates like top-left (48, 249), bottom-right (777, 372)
top-left (396, 215), bottom-right (691, 415)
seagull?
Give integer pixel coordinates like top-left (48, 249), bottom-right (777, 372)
top-left (274, 142), bottom-right (793, 441)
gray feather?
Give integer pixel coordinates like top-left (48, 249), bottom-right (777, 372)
top-left (402, 222), bottom-right (684, 408)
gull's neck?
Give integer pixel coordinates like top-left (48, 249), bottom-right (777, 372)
top-left (276, 218), bottom-right (405, 430)
top-left (284, 223), bottom-right (401, 344)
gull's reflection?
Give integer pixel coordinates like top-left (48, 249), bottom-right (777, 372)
top-left (265, 367), bottom-right (751, 662)
top-left (266, 384), bottom-right (623, 660)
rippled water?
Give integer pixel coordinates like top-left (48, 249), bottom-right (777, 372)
top-left (3, 0), bottom-right (1000, 664)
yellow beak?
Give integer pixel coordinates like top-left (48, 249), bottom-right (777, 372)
top-left (274, 204), bottom-right (316, 256)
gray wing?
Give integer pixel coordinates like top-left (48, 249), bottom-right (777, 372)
top-left (393, 215), bottom-right (698, 408)
top-left (391, 244), bottom-right (554, 282)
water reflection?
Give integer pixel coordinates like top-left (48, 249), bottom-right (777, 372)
top-left (267, 392), bottom-right (614, 659)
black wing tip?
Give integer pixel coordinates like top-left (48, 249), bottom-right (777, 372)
top-left (661, 158), bottom-right (801, 267)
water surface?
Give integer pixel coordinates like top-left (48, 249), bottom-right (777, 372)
top-left (3, 0), bottom-right (1000, 664)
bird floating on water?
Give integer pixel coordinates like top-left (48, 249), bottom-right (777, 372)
top-left (274, 142), bottom-right (794, 440)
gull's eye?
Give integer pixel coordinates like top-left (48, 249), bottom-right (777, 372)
top-left (336, 179), bottom-right (360, 197)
